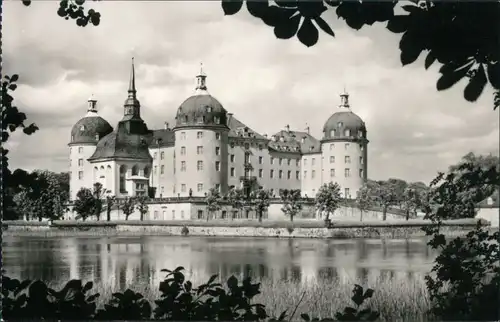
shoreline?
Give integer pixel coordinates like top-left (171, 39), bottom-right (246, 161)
top-left (2, 218), bottom-right (486, 239)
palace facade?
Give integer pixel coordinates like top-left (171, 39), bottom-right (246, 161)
top-left (68, 60), bottom-right (369, 201)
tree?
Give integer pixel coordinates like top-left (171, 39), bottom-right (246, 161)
top-left (315, 182), bottom-right (342, 222)
top-left (401, 187), bottom-right (420, 221)
top-left (386, 178), bottom-right (408, 209)
top-left (422, 156), bottom-right (500, 321)
top-left (105, 195), bottom-right (116, 222)
top-left (249, 188), bottom-right (271, 223)
top-left (280, 189), bottom-right (302, 222)
top-left (355, 184), bottom-right (373, 222)
top-left (136, 196), bottom-right (149, 221)
top-left (73, 188), bottom-right (95, 221)
top-left (92, 183), bottom-right (105, 221)
top-left (121, 197), bottom-right (136, 221)
top-left (221, 1), bottom-right (500, 108)
top-left (369, 180), bottom-right (397, 221)
top-left (205, 187), bottom-right (223, 221)
top-left (225, 187), bottom-right (245, 220)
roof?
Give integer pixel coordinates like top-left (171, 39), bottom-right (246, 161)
top-left (477, 189), bottom-right (500, 208)
top-left (88, 121), bottom-right (152, 161)
top-left (146, 129), bottom-right (175, 148)
top-left (174, 94), bottom-right (228, 129)
top-left (322, 111), bottom-right (366, 140)
top-left (70, 114), bottom-right (113, 145)
top-left (227, 114), bottom-right (268, 140)
top-left (271, 130), bottom-right (321, 154)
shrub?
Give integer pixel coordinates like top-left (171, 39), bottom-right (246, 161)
top-left (181, 225), bottom-right (189, 236)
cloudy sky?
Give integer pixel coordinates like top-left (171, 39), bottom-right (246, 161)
top-left (4, 1), bottom-right (499, 184)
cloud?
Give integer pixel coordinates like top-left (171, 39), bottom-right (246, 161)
top-left (3, 1), bottom-right (499, 183)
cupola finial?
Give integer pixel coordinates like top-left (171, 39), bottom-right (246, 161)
top-left (87, 93), bottom-right (97, 113)
top-left (195, 62), bottom-right (208, 93)
top-left (340, 86), bottom-right (350, 109)
top-left (123, 57), bottom-right (141, 118)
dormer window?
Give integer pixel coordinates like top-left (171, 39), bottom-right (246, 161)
top-left (214, 116), bottom-right (220, 124)
top-left (206, 106), bottom-right (212, 113)
top-left (95, 134), bottom-right (99, 141)
top-left (71, 135), bottom-right (75, 141)
top-left (330, 130), bottom-right (335, 137)
top-left (80, 125), bottom-right (85, 131)
top-left (184, 115), bottom-right (188, 123)
top-left (337, 122), bottom-right (343, 128)
top-left (280, 136), bottom-right (285, 142)
top-left (358, 130), bottom-right (363, 137)
top-left (301, 137), bottom-right (306, 143)
top-left (344, 129), bottom-right (351, 136)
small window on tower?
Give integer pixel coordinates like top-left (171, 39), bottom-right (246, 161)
top-left (206, 106), bottom-right (212, 113)
top-left (80, 125), bottom-right (85, 131)
top-left (337, 122), bottom-right (343, 128)
top-left (214, 116), bottom-right (220, 124)
top-left (184, 115), bottom-right (188, 123)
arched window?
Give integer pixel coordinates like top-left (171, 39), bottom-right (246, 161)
top-left (119, 165), bottom-right (127, 193)
top-left (132, 165), bottom-right (139, 176)
top-left (144, 166), bottom-right (150, 177)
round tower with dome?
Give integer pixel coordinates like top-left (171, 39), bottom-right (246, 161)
top-left (320, 90), bottom-right (368, 199)
top-left (68, 95), bottom-right (113, 200)
top-left (173, 65), bottom-right (230, 197)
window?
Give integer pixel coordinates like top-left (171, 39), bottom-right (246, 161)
top-left (181, 210), bottom-right (185, 219)
top-left (161, 165), bottom-right (165, 174)
top-left (330, 169), bottom-right (335, 178)
top-left (184, 115), bottom-right (188, 123)
top-left (312, 170), bottom-right (316, 179)
top-left (181, 161), bottom-right (186, 171)
top-left (161, 152), bottom-right (165, 160)
top-left (287, 170), bottom-right (291, 179)
top-left (154, 210), bottom-right (158, 219)
top-left (304, 170), bottom-right (307, 178)
top-left (197, 131), bottom-right (203, 139)
top-left (132, 165), bottom-right (139, 175)
top-left (359, 156), bottom-right (363, 164)
top-left (270, 170), bottom-right (274, 178)
top-left (119, 165), bottom-right (126, 193)
top-left (180, 147), bottom-right (186, 155)
top-left (180, 132), bottom-right (186, 140)
top-left (303, 158), bottom-right (307, 166)
top-left (78, 171), bottom-right (84, 180)
top-left (153, 152), bottom-right (157, 159)
top-left (360, 145), bottom-right (364, 152)
top-left (312, 158), bottom-right (316, 166)
top-left (197, 116), bottom-right (204, 123)
top-left (80, 125), bottom-right (85, 131)
top-left (359, 169), bottom-right (364, 178)
top-left (207, 106), bottom-right (213, 113)
top-left (78, 147), bottom-right (83, 153)
top-left (345, 168), bottom-right (351, 177)
top-left (337, 122), bottom-right (343, 128)
top-left (181, 184), bottom-right (186, 192)
top-left (258, 156), bottom-right (263, 164)
top-left (78, 159), bottom-right (83, 166)
top-left (258, 144), bottom-right (263, 150)
top-left (215, 184), bottom-right (221, 192)
top-left (358, 130), bottom-right (363, 137)
top-left (296, 160), bottom-right (300, 166)
top-left (330, 143), bottom-right (334, 151)
top-left (216, 132), bottom-right (221, 140)
top-left (172, 210), bottom-right (176, 219)
top-left (345, 188), bottom-right (350, 198)
top-left (198, 210), bottom-right (203, 219)
top-left (230, 142), bottom-right (235, 148)
top-left (161, 186), bottom-right (165, 193)
top-left (270, 157), bottom-right (274, 165)
top-left (258, 169), bottom-right (263, 178)
top-left (330, 156), bottom-right (335, 163)
top-left (330, 130), bottom-right (335, 137)
top-left (279, 158), bottom-right (283, 165)
top-left (279, 170), bottom-right (283, 179)
top-left (195, 146), bottom-right (203, 155)
top-left (222, 210), bottom-right (227, 219)
top-left (197, 161), bottom-right (203, 171)
top-left (230, 168), bottom-right (235, 177)
top-left (214, 116), bottom-right (220, 124)
top-left (244, 143), bottom-right (250, 149)
top-left (296, 171), bottom-right (300, 179)
top-left (287, 159), bottom-right (291, 166)
top-left (244, 152), bottom-right (250, 163)
top-left (197, 183), bottom-right (203, 192)
top-left (215, 147), bottom-right (220, 155)
top-left (345, 143), bottom-right (350, 150)
top-left (230, 154), bottom-right (235, 162)
top-left (215, 161), bottom-right (220, 171)
top-left (345, 156), bottom-right (351, 163)
top-left (154, 165), bottom-right (157, 174)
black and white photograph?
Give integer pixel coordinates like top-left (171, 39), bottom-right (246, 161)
top-left (2, 1), bottom-right (499, 321)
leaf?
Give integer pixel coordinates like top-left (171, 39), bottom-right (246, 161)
top-left (424, 51), bottom-right (436, 70)
top-left (22, 0), bottom-right (32, 6)
top-left (14, 279), bottom-right (32, 296)
top-left (400, 31), bottom-right (423, 66)
top-left (8, 84), bottom-right (18, 91)
top-left (301, 313), bottom-right (311, 321)
top-left (297, 18), bottom-right (319, 47)
top-left (227, 275), bottom-right (238, 289)
top-left (464, 65), bottom-right (487, 103)
top-left (278, 309), bottom-right (288, 321)
top-left (206, 274), bottom-right (219, 285)
top-left (10, 74), bottom-right (19, 82)
top-left (436, 63), bottom-right (471, 91)
top-left (386, 15), bottom-right (408, 33)
top-left (83, 281), bottom-right (93, 293)
top-left (86, 293), bottom-right (100, 302)
top-left (274, 14), bottom-right (301, 39)
top-left (363, 288), bottom-right (374, 299)
top-left (221, 0), bottom-right (243, 15)
top-left (487, 62), bottom-right (500, 89)
top-left (246, 1), bottom-right (270, 19)
top-left (314, 16), bottom-right (335, 37)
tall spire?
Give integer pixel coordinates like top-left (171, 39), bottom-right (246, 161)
top-left (195, 62), bottom-right (208, 94)
top-left (123, 57), bottom-right (141, 118)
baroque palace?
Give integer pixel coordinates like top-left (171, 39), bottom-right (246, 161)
top-left (68, 60), bottom-right (369, 215)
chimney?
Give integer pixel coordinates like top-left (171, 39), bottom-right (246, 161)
top-left (306, 126), bottom-right (310, 134)
top-left (263, 134), bottom-right (268, 138)
top-left (164, 122), bottom-right (169, 130)
top-left (285, 124), bottom-right (290, 132)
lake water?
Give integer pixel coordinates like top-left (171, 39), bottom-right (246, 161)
top-left (2, 236), bottom-right (437, 290)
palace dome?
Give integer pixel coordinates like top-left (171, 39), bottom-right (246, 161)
top-left (322, 92), bottom-right (367, 140)
top-left (70, 115), bottom-right (113, 145)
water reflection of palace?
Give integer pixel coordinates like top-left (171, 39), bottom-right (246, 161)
top-left (3, 237), bottom-right (435, 289)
